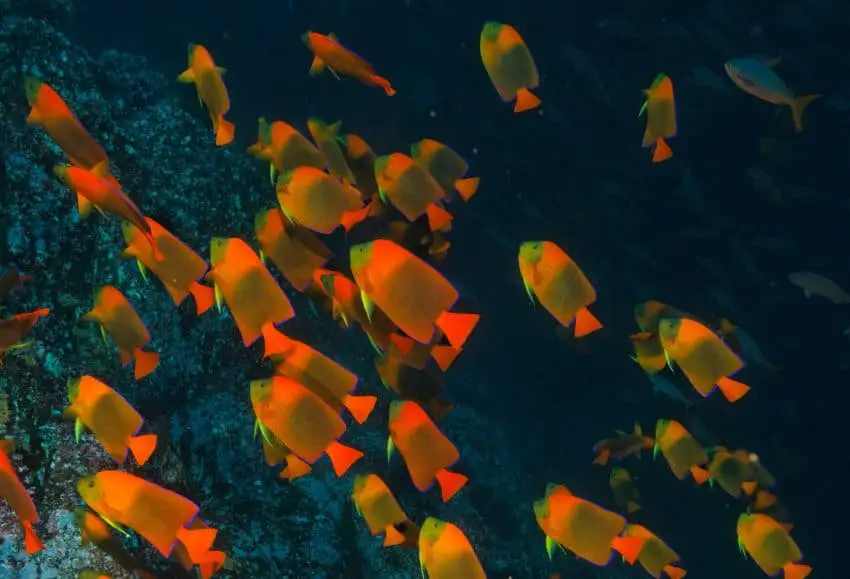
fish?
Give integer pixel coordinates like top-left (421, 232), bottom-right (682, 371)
top-left (387, 400), bottom-right (468, 502)
top-left (788, 271), bottom-right (850, 304)
top-left (302, 31), bottom-right (395, 96)
top-left (351, 473), bottom-right (419, 548)
top-left (623, 524), bottom-right (687, 579)
top-left (653, 419), bottom-right (710, 483)
top-left (350, 240), bottom-right (479, 347)
top-left (592, 423), bottom-right (654, 465)
top-left (250, 376), bottom-right (363, 476)
top-left (64, 375), bottom-right (158, 466)
top-left (410, 138), bottom-right (479, 202)
top-left (121, 218), bottom-right (214, 315)
top-left (177, 44), bottom-right (234, 146)
top-left (634, 301), bottom-right (695, 333)
top-left (647, 373), bottom-right (695, 407)
top-left (255, 208), bottom-right (331, 293)
top-left (629, 332), bottom-right (667, 374)
top-left (375, 347), bottom-right (453, 420)
top-left (276, 166), bottom-right (366, 234)
top-left (0, 308), bottom-right (49, 363)
top-left (306, 118), bottom-right (357, 185)
top-left (725, 57), bottom-right (821, 132)
top-left (533, 483), bottom-right (644, 566)
top-left (247, 118), bottom-right (327, 184)
top-left (640, 73), bottom-right (676, 163)
top-left (518, 241), bottom-right (602, 337)
top-left (204, 237), bottom-right (295, 355)
top-left (707, 446), bottom-right (762, 499)
top-left (73, 507), bottom-right (157, 579)
top-left (480, 22), bottom-right (541, 112)
top-left (339, 133), bottom-right (380, 203)
top-left (658, 317), bottom-right (750, 403)
top-left (0, 439), bottom-right (43, 554)
top-left (170, 519), bottom-right (227, 579)
top-left (374, 153), bottom-right (452, 232)
top-left (418, 518), bottom-right (486, 579)
top-left (77, 470), bottom-right (219, 564)
top-left (84, 285), bottom-right (159, 380)
top-left (609, 467), bottom-right (641, 513)
top-left (736, 513), bottom-right (811, 578)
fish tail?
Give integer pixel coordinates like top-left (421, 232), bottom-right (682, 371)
top-left (514, 87), bottom-right (541, 112)
top-left (627, 501), bottom-right (641, 514)
top-left (133, 348), bottom-right (160, 380)
top-left (128, 434), bottom-right (158, 466)
top-left (372, 75), bottom-right (396, 96)
top-left (176, 68), bottom-right (195, 83)
top-left (754, 490), bottom-right (777, 511)
top-left (340, 204), bottom-right (372, 232)
top-left (326, 441), bottom-right (363, 476)
top-left (453, 177), bottom-right (480, 202)
top-left (261, 324), bottom-right (291, 359)
top-left (215, 116), bottom-right (235, 146)
top-left (428, 398), bottom-right (455, 422)
top-left (790, 94), bottom-right (822, 132)
top-left (389, 333), bottom-right (416, 356)
top-left (189, 282), bottom-right (215, 316)
top-left (198, 551), bottom-right (227, 579)
top-left (435, 468), bottom-right (468, 502)
top-left (429, 344), bottom-right (460, 371)
top-left (662, 564), bottom-right (688, 579)
top-left (741, 481), bottom-right (758, 496)
top-left (176, 526), bottom-right (217, 564)
top-left (383, 525), bottom-right (405, 547)
top-left (690, 465), bottom-right (710, 485)
top-left (22, 520), bottom-right (43, 554)
top-left (716, 376), bottom-right (750, 403)
top-left (652, 138), bottom-right (673, 163)
top-left (425, 203), bottom-right (453, 232)
top-left (343, 394), bottom-right (377, 424)
top-left (279, 454), bottom-right (312, 480)
top-left (782, 562), bottom-right (812, 579)
top-left (436, 311), bottom-right (480, 349)
top-left (611, 535), bottom-right (644, 565)
top-left (574, 307), bottom-right (603, 337)
top-left (592, 449), bottom-right (610, 466)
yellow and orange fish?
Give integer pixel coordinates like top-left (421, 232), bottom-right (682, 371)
top-left (247, 118), bottom-right (326, 184)
top-left (410, 139), bottom-right (479, 203)
top-left (658, 318), bottom-right (750, 403)
top-left (170, 518), bottom-right (227, 579)
top-left (624, 524), bottom-right (687, 579)
top-left (205, 237), bottom-right (295, 356)
top-left (534, 483), bottom-right (644, 566)
top-left (351, 473), bottom-right (419, 548)
top-left (340, 133), bottom-right (380, 202)
top-left (653, 419), bottom-right (709, 484)
top-left (609, 467), bottom-right (641, 514)
top-left (307, 118), bottom-right (357, 185)
top-left (387, 400), bottom-right (467, 502)
top-left (121, 218), bottom-right (214, 315)
top-left (177, 44), bottom-right (234, 146)
top-left (0, 308), bottom-right (49, 363)
top-left (480, 22), bottom-right (540, 112)
top-left (0, 439), bottom-right (43, 554)
top-left (276, 166), bottom-right (366, 234)
top-left (303, 31), bottom-right (395, 96)
top-left (255, 208), bottom-right (331, 293)
top-left (251, 376), bottom-right (363, 477)
top-left (519, 241), bottom-right (602, 337)
top-left (350, 240), bottom-right (479, 347)
top-left (73, 507), bottom-right (157, 579)
top-left (64, 375), bottom-right (158, 466)
top-left (84, 286), bottom-right (159, 380)
top-left (640, 74), bottom-right (676, 163)
top-left (737, 513), bottom-right (811, 579)
top-left (418, 517), bottom-right (486, 579)
top-left (592, 423), bottom-right (654, 466)
top-left (374, 153), bottom-right (452, 232)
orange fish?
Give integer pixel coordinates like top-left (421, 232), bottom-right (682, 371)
top-left (77, 470), bottom-right (218, 564)
top-left (247, 117), bottom-right (326, 184)
top-left (534, 483), bottom-right (644, 566)
top-left (276, 166), bottom-right (366, 234)
top-left (387, 400), bottom-right (467, 502)
top-left (480, 22), bottom-right (540, 112)
top-left (709, 448), bottom-right (775, 500)
top-left (382, 220), bottom-right (452, 266)
top-left (250, 376), bottom-right (363, 476)
top-left (386, 331), bottom-right (464, 372)
top-left (374, 153), bottom-right (452, 232)
top-left (375, 347), bottom-right (453, 420)
top-left (340, 133), bottom-right (380, 202)
top-left (410, 138), bottom-right (479, 203)
top-left (255, 423), bottom-right (313, 482)
top-left (303, 31), bottom-right (396, 96)
top-left (0, 308), bottom-right (49, 363)
top-left (121, 218), bottom-right (214, 315)
top-left (177, 44), bottom-right (234, 146)
top-left (204, 237), bottom-right (295, 356)
top-left (267, 332), bottom-right (376, 424)
top-left (84, 286), bottom-right (159, 380)
top-left (737, 513), bottom-right (811, 579)
top-left (593, 423), bottom-right (654, 466)
top-left (307, 118), bottom-right (357, 185)
top-left (350, 240), bottom-right (479, 347)
top-left (634, 301), bottom-right (695, 334)
top-left (74, 507), bottom-right (157, 579)
top-left (640, 74), bottom-right (676, 163)
top-left (658, 318), bottom-right (750, 403)
top-left (351, 473), bottom-right (419, 548)
top-left (518, 241), bottom-right (602, 337)
top-left (0, 439), bottom-right (43, 554)
top-left (418, 517), bottom-right (486, 579)
top-left (624, 524), bottom-right (687, 579)
top-left (255, 208), bottom-right (331, 293)
top-left (653, 419), bottom-right (709, 483)
top-left (609, 467), bottom-right (641, 514)
top-left (629, 332), bottom-right (668, 374)
top-left (64, 375), bottom-right (158, 465)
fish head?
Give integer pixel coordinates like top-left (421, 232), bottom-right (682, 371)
top-left (349, 242), bottom-right (374, 275)
top-left (77, 473), bottom-right (105, 504)
top-left (481, 21), bottom-right (503, 42)
top-left (23, 77), bottom-right (44, 105)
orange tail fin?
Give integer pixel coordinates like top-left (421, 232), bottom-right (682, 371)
top-left (215, 117), bottom-right (235, 146)
top-left (690, 466), bottom-right (710, 485)
top-left (514, 87), bottom-right (541, 112)
top-left (612, 535), bottom-right (644, 565)
top-left (754, 490), bottom-right (777, 511)
top-left (373, 75), bottom-right (396, 96)
top-left (593, 449), bottom-right (610, 466)
top-left (383, 525), bottom-right (405, 547)
top-left (627, 501), bottom-right (641, 514)
top-left (716, 377), bottom-right (750, 402)
top-left (425, 203), bottom-right (453, 232)
top-left (741, 481), bottom-right (758, 496)
top-left (790, 94), bottom-right (822, 132)
top-left (652, 138), bottom-right (673, 163)
top-left (428, 398), bottom-right (455, 422)
top-left (663, 564), bottom-right (687, 579)
top-left (453, 177), bottom-right (480, 202)
top-left (189, 282), bottom-right (215, 316)
top-left (280, 454), bottom-right (312, 480)
top-left (128, 434), bottom-right (158, 466)
top-left (22, 520), bottom-right (43, 554)
top-left (261, 324), bottom-right (291, 359)
top-left (198, 550), bottom-right (227, 579)
top-left (389, 333), bottom-right (416, 356)
top-left (344, 394), bottom-right (377, 424)
top-left (430, 344), bottom-right (461, 371)
top-left (574, 307), bottom-right (603, 337)
top-left (340, 204), bottom-right (372, 232)
top-left (783, 562), bottom-right (812, 579)
top-left (176, 526), bottom-right (217, 564)
top-left (436, 311), bottom-right (480, 349)
top-left (435, 469), bottom-right (468, 502)
top-left (133, 348), bottom-right (160, 380)
top-left (326, 441), bottom-right (363, 476)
